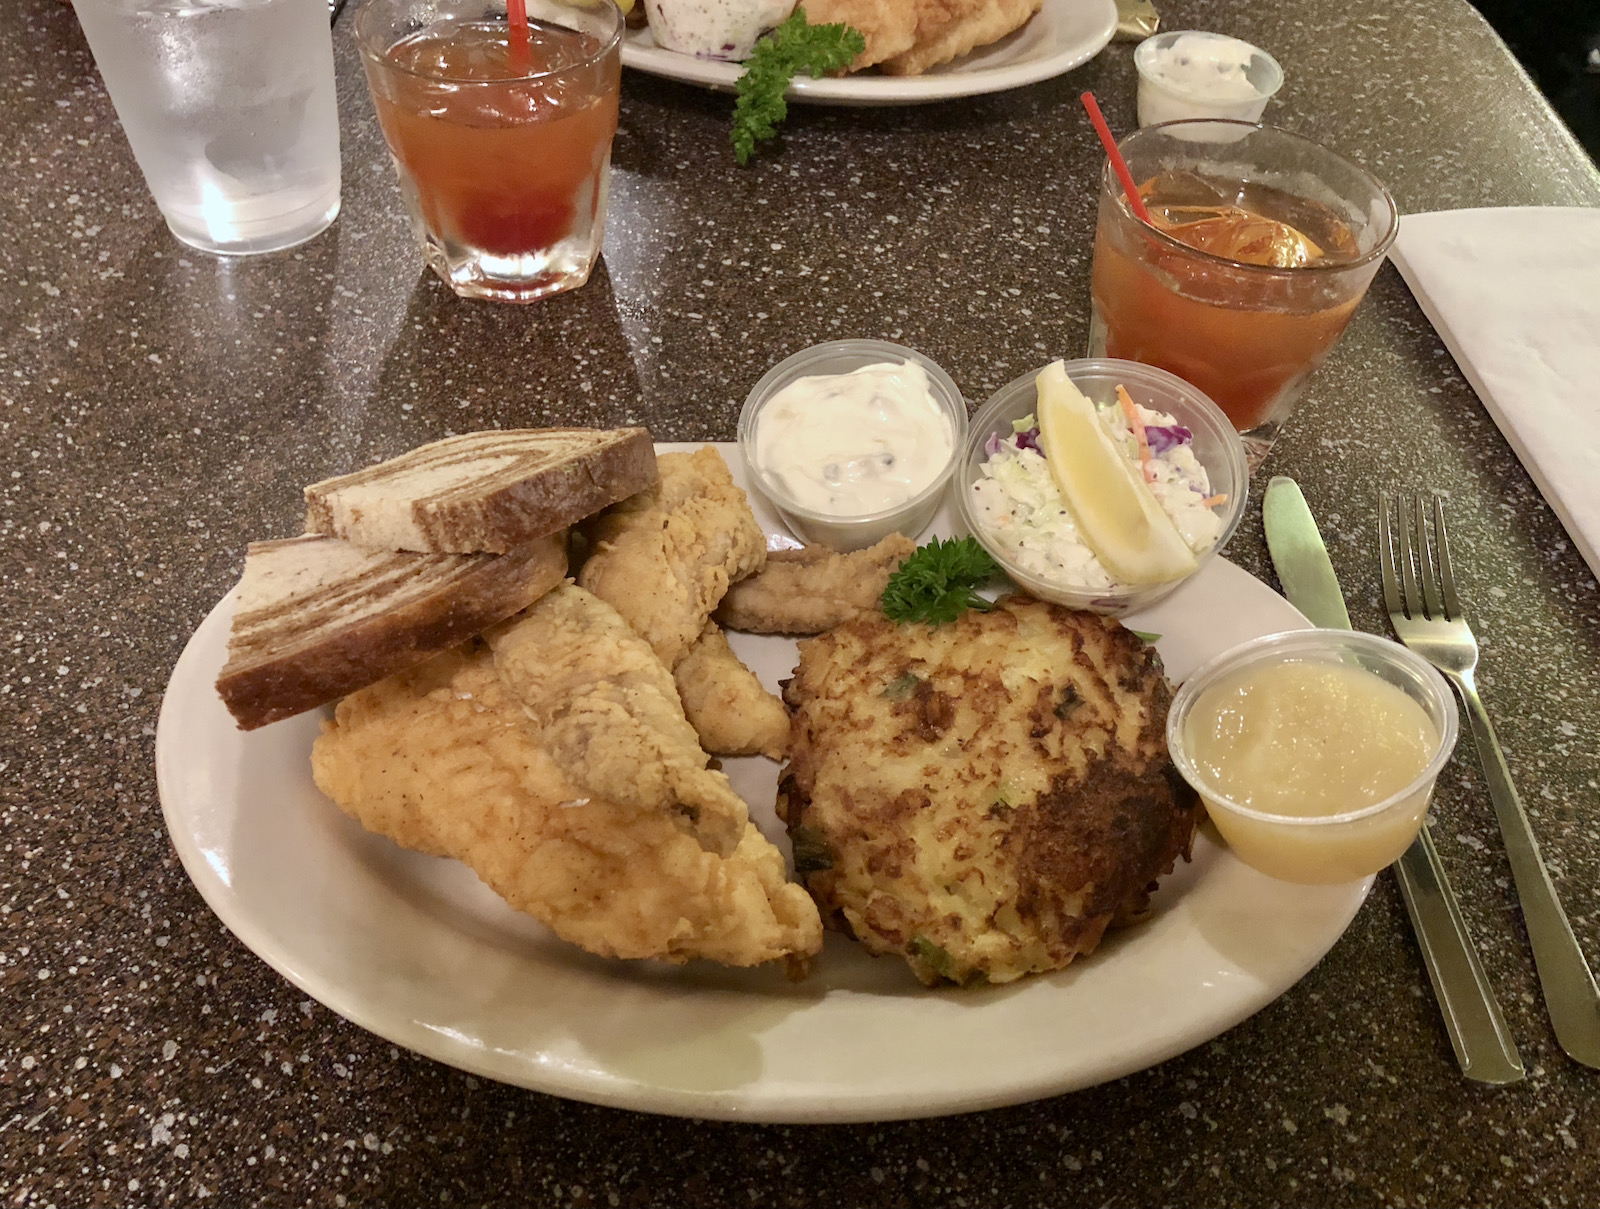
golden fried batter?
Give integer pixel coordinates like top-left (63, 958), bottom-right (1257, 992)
top-left (489, 584), bottom-right (747, 857)
top-left (577, 446), bottom-right (789, 760)
top-left (881, 0), bottom-right (1042, 75)
top-left (673, 622), bottom-right (790, 760)
top-left (313, 586), bottom-right (822, 968)
top-left (578, 447), bottom-right (767, 670)
top-left (716, 533), bottom-right (915, 635)
top-left (779, 597), bottom-right (1198, 986)
top-left (803, 0), bottom-right (920, 69)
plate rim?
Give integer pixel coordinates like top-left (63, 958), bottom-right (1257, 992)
top-left (619, 0), bottom-right (1119, 105)
top-left (157, 447), bottom-right (1372, 1122)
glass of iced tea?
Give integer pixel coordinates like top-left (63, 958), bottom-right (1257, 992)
top-left (1088, 121), bottom-right (1398, 468)
top-left (356, 0), bottom-right (622, 303)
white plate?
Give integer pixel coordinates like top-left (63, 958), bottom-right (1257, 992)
top-left (620, 0), bottom-right (1119, 106)
top-left (156, 444), bottom-right (1370, 1123)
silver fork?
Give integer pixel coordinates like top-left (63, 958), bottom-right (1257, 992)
top-left (1380, 492), bottom-right (1600, 1068)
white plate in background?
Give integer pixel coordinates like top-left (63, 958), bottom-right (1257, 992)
top-left (620, 0), bottom-right (1118, 106)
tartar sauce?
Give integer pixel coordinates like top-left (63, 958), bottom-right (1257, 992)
top-left (754, 360), bottom-right (954, 517)
top-left (1134, 31), bottom-right (1280, 126)
top-left (642, 0), bottom-right (795, 60)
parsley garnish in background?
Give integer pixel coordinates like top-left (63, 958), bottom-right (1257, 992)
top-left (880, 536), bottom-right (1000, 625)
top-left (732, 9), bottom-right (864, 165)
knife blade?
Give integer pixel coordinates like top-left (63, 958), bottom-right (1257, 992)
top-left (1262, 478), bottom-right (1352, 630)
top-left (1262, 476), bottom-right (1525, 1085)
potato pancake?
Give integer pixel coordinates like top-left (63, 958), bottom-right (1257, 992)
top-left (778, 596), bottom-right (1200, 986)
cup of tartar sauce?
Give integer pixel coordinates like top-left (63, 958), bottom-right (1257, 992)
top-left (1134, 31), bottom-right (1283, 127)
top-left (738, 340), bottom-right (968, 552)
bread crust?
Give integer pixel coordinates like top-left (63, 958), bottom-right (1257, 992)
top-left (304, 428), bottom-right (658, 554)
top-left (215, 532), bottom-right (567, 730)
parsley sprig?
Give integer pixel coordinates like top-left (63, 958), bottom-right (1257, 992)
top-left (880, 536), bottom-right (1000, 625)
top-left (732, 9), bottom-right (865, 165)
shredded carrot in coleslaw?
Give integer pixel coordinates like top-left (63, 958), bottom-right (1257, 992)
top-left (1115, 385), bottom-right (1155, 483)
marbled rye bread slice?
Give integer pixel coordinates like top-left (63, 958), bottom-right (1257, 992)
top-left (215, 531), bottom-right (567, 730)
top-left (303, 428), bottom-right (658, 554)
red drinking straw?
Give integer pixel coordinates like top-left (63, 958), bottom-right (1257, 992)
top-left (507, 0), bottom-right (531, 71)
top-left (1080, 91), bottom-right (1152, 225)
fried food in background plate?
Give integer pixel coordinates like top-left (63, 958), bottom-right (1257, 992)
top-left (880, 0), bottom-right (1042, 75)
top-left (803, 0), bottom-right (920, 70)
top-left (779, 597), bottom-right (1199, 986)
top-left (313, 585), bottom-right (822, 968)
top-left (801, 0), bottom-right (1040, 73)
top-left (716, 533), bottom-right (916, 636)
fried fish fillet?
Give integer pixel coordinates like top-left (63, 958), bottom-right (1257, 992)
top-left (672, 623), bottom-right (790, 760)
top-left (803, 0), bottom-right (920, 70)
top-left (578, 446), bottom-right (788, 759)
top-left (716, 533), bottom-right (916, 635)
top-left (779, 597), bottom-right (1199, 986)
top-left (312, 586), bottom-right (822, 968)
top-left (880, 0), bottom-right (1043, 76)
top-left (488, 584), bottom-right (747, 857)
top-left (578, 447), bottom-right (767, 670)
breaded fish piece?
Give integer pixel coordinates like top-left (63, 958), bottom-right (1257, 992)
top-left (489, 584), bottom-right (746, 857)
top-left (672, 622), bottom-right (790, 760)
top-left (313, 592), bottom-right (822, 968)
top-left (716, 533), bottom-right (916, 635)
top-left (779, 597), bottom-right (1199, 986)
top-left (802, 0), bottom-right (920, 69)
top-left (578, 446), bottom-right (787, 759)
top-left (880, 0), bottom-right (1042, 76)
top-left (578, 447), bottom-right (767, 670)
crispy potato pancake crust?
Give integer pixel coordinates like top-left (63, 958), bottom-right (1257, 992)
top-left (778, 596), bottom-right (1199, 986)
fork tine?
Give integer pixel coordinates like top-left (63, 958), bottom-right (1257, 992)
top-left (1411, 493), bottom-right (1446, 619)
top-left (1378, 493), bottom-right (1405, 617)
top-left (1393, 493), bottom-right (1425, 620)
top-left (1432, 494), bottom-right (1464, 620)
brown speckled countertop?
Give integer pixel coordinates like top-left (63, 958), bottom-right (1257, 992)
top-left (5, 0), bottom-right (1600, 1204)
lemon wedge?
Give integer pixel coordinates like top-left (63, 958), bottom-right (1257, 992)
top-left (1034, 361), bottom-right (1198, 585)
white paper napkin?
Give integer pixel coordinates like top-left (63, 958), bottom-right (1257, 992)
top-left (1389, 206), bottom-right (1600, 576)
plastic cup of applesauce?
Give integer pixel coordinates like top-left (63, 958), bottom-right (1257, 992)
top-left (1134, 31), bottom-right (1283, 127)
top-left (1166, 629), bottom-right (1458, 885)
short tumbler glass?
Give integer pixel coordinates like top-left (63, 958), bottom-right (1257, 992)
top-left (72, 0), bottom-right (341, 256)
top-left (357, 0), bottom-right (622, 303)
top-left (1087, 121), bottom-right (1398, 469)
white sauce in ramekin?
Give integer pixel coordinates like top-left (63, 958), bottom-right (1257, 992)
top-left (754, 360), bottom-right (954, 518)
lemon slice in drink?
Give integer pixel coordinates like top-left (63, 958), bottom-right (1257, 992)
top-left (1034, 362), bottom-right (1198, 585)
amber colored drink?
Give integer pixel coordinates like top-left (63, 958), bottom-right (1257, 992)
top-left (357, 3), bottom-right (621, 303)
top-left (1087, 123), bottom-right (1398, 469)
top-left (1092, 178), bottom-right (1363, 433)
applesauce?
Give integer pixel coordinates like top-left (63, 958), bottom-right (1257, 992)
top-left (1166, 630), bottom-right (1458, 885)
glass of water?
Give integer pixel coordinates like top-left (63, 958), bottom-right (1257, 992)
top-left (73, 0), bottom-right (342, 256)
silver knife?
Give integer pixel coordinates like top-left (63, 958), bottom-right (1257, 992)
top-left (1263, 476), bottom-right (1525, 1085)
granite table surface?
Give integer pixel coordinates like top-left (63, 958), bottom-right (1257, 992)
top-left (4, 0), bottom-right (1600, 1203)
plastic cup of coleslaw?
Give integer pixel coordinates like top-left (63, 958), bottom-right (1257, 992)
top-left (955, 358), bottom-right (1248, 615)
